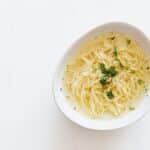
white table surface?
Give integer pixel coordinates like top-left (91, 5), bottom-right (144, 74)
top-left (0, 0), bottom-right (150, 149)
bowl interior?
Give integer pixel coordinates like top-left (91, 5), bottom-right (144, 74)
top-left (53, 22), bottom-right (150, 130)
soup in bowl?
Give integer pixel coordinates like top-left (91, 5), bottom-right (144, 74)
top-left (53, 22), bottom-right (150, 130)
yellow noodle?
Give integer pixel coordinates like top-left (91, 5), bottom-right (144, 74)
top-left (64, 32), bottom-right (150, 118)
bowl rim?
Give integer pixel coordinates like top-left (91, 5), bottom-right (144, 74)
top-left (52, 21), bottom-right (150, 130)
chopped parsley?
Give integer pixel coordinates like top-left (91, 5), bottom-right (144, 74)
top-left (108, 66), bottom-right (118, 77)
top-left (113, 47), bottom-right (124, 68)
top-left (99, 63), bottom-right (118, 77)
top-left (99, 75), bottom-right (110, 85)
top-left (138, 79), bottom-right (144, 85)
top-left (113, 47), bottom-right (118, 57)
top-left (106, 90), bottom-right (114, 99)
top-left (118, 59), bottom-right (124, 68)
top-left (130, 70), bottom-right (135, 73)
top-left (99, 63), bottom-right (106, 73)
top-left (110, 36), bottom-right (115, 40)
top-left (112, 46), bottom-right (124, 68)
top-left (99, 63), bottom-right (118, 86)
top-left (126, 39), bottom-right (131, 45)
top-left (129, 106), bottom-right (135, 111)
top-left (145, 88), bottom-right (148, 93)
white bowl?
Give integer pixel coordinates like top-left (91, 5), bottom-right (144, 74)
top-left (52, 22), bottom-right (150, 130)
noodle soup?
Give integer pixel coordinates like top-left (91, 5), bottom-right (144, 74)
top-left (64, 32), bottom-right (150, 118)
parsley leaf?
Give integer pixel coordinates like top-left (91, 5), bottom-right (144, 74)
top-left (99, 63), bottom-right (118, 77)
top-left (110, 36), bottom-right (115, 40)
top-left (107, 66), bottom-right (118, 77)
top-left (113, 47), bottom-right (118, 57)
top-left (99, 63), bottom-right (118, 86)
top-left (126, 39), bottom-right (131, 45)
top-left (129, 106), bottom-right (135, 111)
top-left (99, 63), bottom-right (106, 73)
top-left (106, 90), bottom-right (114, 99)
top-left (138, 79), bottom-right (144, 85)
top-left (99, 75), bottom-right (110, 85)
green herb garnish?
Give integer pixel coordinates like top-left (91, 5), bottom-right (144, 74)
top-left (113, 47), bottom-right (118, 57)
top-left (99, 63), bottom-right (106, 73)
top-left (99, 63), bottom-right (118, 77)
top-left (110, 36), bottom-right (115, 40)
top-left (145, 88), bottom-right (148, 93)
top-left (106, 90), bottom-right (114, 99)
top-left (116, 59), bottom-right (124, 68)
top-left (99, 75), bottom-right (110, 85)
top-left (146, 66), bottom-right (150, 70)
top-left (107, 66), bottom-right (118, 77)
top-left (129, 106), bottom-right (135, 111)
top-left (112, 47), bottom-right (125, 68)
top-left (130, 70), bottom-right (135, 73)
top-left (126, 39), bottom-right (131, 45)
top-left (99, 63), bottom-right (118, 86)
top-left (138, 79), bottom-right (144, 85)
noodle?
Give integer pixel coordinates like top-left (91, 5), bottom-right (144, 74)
top-left (64, 32), bottom-right (150, 118)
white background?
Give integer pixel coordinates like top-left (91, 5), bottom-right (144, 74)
top-left (0, 0), bottom-right (150, 149)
